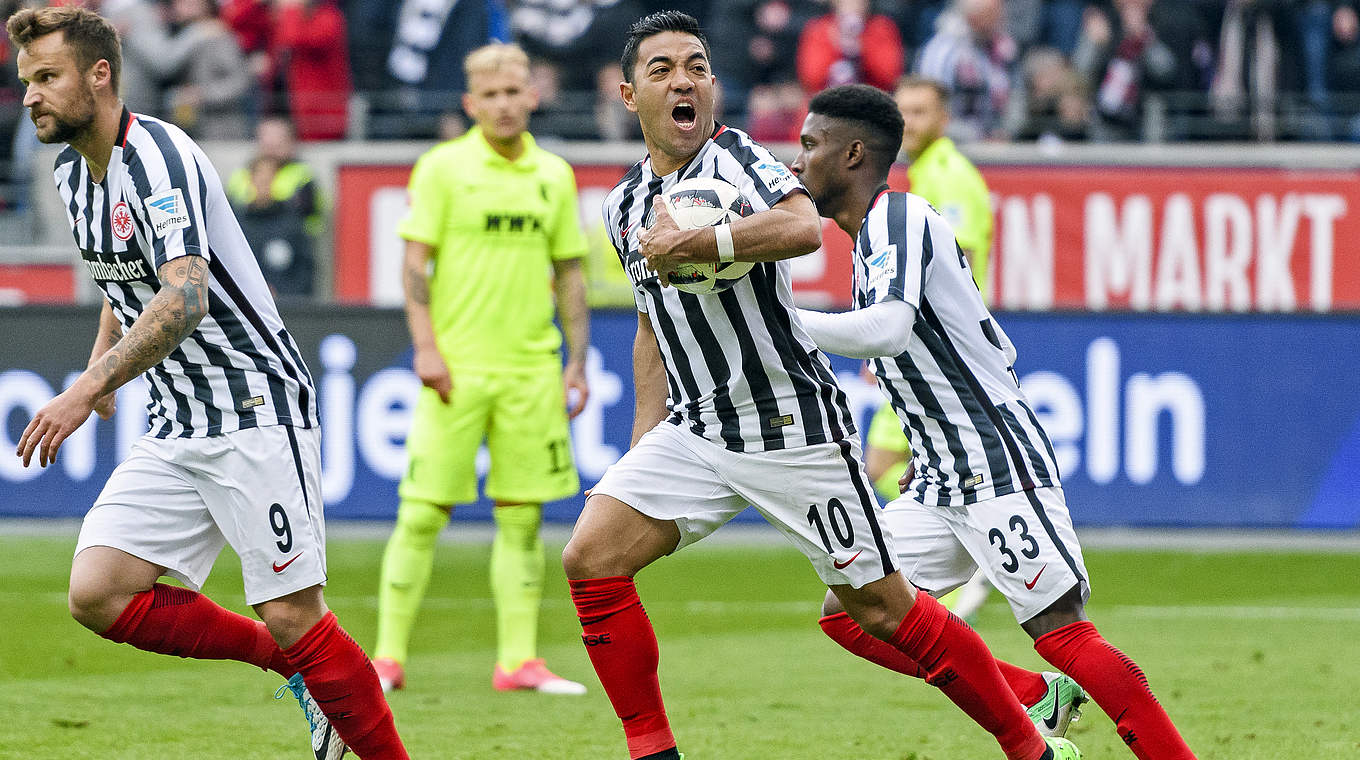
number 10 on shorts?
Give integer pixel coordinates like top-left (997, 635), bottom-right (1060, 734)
top-left (807, 499), bottom-right (856, 554)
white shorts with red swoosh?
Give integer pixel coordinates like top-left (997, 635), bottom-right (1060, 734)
top-left (76, 425), bottom-right (327, 605)
top-left (591, 421), bottom-right (898, 589)
top-left (882, 486), bottom-right (1091, 623)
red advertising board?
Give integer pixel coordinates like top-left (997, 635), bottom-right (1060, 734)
top-left (335, 162), bottom-right (1360, 311)
top-left (0, 264), bottom-right (75, 305)
top-left (978, 165), bottom-right (1360, 312)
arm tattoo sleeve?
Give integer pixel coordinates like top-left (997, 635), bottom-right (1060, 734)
top-left (87, 255), bottom-right (210, 396)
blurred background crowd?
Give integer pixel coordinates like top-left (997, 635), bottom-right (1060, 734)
top-left (3, 0), bottom-right (1360, 155)
top-left (4, 0), bottom-right (1360, 300)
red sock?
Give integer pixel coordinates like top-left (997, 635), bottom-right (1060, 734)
top-left (818, 611), bottom-right (1049, 704)
top-left (102, 583), bottom-right (294, 677)
top-left (1036, 621), bottom-right (1196, 760)
top-left (569, 577), bottom-right (674, 759)
top-left (284, 612), bottom-right (408, 760)
top-left (889, 593), bottom-right (1048, 760)
top-left (820, 611), bottom-right (928, 677)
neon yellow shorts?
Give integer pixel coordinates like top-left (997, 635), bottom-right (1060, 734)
top-left (866, 402), bottom-right (911, 454)
top-left (400, 367), bottom-right (579, 506)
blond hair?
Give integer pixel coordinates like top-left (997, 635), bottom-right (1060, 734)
top-left (463, 43), bottom-right (530, 82)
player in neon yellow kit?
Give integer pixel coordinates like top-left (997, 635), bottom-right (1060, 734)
top-left (866, 75), bottom-right (997, 619)
top-left (372, 42), bottom-right (591, 695)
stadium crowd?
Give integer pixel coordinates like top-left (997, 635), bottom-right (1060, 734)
top-left (3, 0), bottom-right (1360, 156)
top-left (3, 0), bottom-right (1359, 296)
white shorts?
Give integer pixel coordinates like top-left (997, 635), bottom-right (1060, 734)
top-left (76, 425), bottom-right (327, 605)
top-left (592, 422), bottom-right (897, 588)
top-left (883, 486), bottom-right (1091, 623)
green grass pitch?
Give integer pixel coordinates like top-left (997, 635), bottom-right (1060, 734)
top-left (2, 531), bottom-right (1358, 759)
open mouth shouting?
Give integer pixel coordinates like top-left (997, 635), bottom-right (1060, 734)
top-left (671, 100), bottom-right (697, 132)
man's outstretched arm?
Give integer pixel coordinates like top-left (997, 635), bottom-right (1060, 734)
top-left (17, 255), bottom-right (210, 466)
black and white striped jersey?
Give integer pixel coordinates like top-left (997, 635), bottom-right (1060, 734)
top-left (604, 124), bottom-right (856, 452)
top-left (855, 187), bottom-right (1060, 505)
top-left (53, 109), bottom-right (318, 439)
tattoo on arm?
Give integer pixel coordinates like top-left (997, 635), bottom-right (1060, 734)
top-left (405, 264), bottom-right (431, 305)
top-left (86, 255), bottom-right (210, 396)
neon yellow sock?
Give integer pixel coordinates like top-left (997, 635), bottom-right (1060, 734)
top-left (374, 499), bottom-right (448, 664)
top-left (490, 503), bottom-right (543, 671)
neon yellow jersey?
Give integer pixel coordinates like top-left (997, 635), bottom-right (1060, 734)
top-left (907, 136), bottom-right (992, 297)
top-left (397, 127), bottom-right (588, 371)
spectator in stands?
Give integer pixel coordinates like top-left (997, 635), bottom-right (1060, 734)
top-left (355, 0), bottom-right (508, 139)
top-left (1005, 0), bottom-right (1093, 57)
top-left (745, 79), bottom-right (806, 143)
top-left (0, 1), bottom-right (30, 213)
top-left (269, 0), bottom-right (350, 141)
top-left (1073, 0), bottom-right (1177, 140)
top-left (164, 0), bottom-right (252, 140)
top-left (1208, 0), bottom-right (1331, 140)
top-left (593, 61), bottom-right (638, 141)
top-left (1009, 45), bottom-right (1091, 142)
top-left (708, 0), bottom-right (822, 126)
top-left (916, 0), bottom-right (1018, 141)
top-left (1329, 0), bottom-right (1360, 139)
top-left (797, 0), bottom-right (904, 94)
top-left (219, 0), bottom-right (274, 114)
top-left (98, 0), bottom-right (176, 118)
top-left (227, 117), bottom-right (322, 298)
top-left (509, 0), bottom-right (642, 139)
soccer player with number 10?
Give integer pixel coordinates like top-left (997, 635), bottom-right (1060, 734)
top-left (564, 10), bottom-right (1077, 760)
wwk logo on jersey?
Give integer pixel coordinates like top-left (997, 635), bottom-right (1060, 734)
top-left (145, 188), bottom-right (190, 238)
top-left (753, 161), bottom-right (798, 195)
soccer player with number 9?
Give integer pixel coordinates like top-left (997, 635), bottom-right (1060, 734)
top-left (9, 6), bottom-right (405, 758)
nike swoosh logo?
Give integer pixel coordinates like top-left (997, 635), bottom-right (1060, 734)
top-left (622, 221), bottom-right (637, 239)
top-left (1043, 692), bottom-right (1062, 730)
top-left (1024, 564), bottom-right (1048, 590)
top-left (833, 550), bottom-right (863, 570)
top-left (272, 553), bottom-right (303, 573)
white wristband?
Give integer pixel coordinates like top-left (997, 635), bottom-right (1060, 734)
top-left (714, 223), bottom-right (735, 263)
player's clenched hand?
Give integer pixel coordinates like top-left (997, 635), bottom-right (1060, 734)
top-left (563, 359), bottom-right (590, 420)
top-left (639, 196), bottom-right (689, 287)
top-left (898, 461), bottom-right (916, 495)
top-left (413, 347), bottom-right (453, 404)
top-left (17, 385), bottom-right (98, 467)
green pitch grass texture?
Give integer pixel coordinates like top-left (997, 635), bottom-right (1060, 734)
top-left (2, 535), bottom-right (1357, 759)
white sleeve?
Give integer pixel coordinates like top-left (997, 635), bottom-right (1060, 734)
top-left (797, 300), bottom-right (916, 359)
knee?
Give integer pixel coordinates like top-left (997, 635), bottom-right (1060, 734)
top-left (560, 537), bottom-right (602, 580)
top-left (395, 500), bottom-right (449, 543)
top-left (255, 587), bottom-right (327, 647)
top-left (820, 589), bottom-right (845, 618)
top-left (67, 581), bottom-right (121, 633)
top-left (1023, 585), bottom-right (1088, 639)
top-left (847, 605), bottom-right (902, 641)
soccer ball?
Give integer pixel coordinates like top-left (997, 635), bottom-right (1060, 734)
top-left (644, 177), bottom-right (755, 294)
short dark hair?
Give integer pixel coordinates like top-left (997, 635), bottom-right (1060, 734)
top-left (7, 6), bottom-right (122, 92)
top-left (808, 84), bottom-right (905, 171)
top-left (620, 11), bottom-right (710, 84)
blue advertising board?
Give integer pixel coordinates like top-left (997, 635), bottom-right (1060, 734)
top-left (2, 307), bottom-right (1358, 529)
